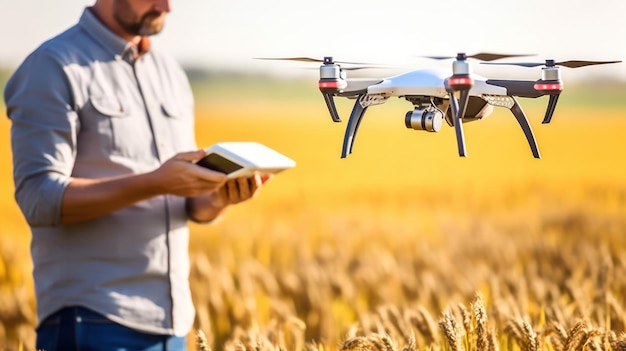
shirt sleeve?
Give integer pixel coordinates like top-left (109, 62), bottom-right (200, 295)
top-left (5, 49), bottom-right (78, 227)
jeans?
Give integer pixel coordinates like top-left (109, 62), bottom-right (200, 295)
top-left (36, 306), bottom-right (187, 351)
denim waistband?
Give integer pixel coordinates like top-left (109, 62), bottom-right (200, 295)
top-left (39, 306), bottom-right (112, 327)
top-left (37, 305), bottom-right (187, 351)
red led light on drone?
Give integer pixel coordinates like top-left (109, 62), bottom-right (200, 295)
top-left (448, 77), bottom-right (474, 86)
top-left (534, 82), bottom-right (563, 91)
top-left (319, 81), bottom-right (342, 89)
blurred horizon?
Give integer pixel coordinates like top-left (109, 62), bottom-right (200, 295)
top-left (1, 0), bottom-right (625, 82)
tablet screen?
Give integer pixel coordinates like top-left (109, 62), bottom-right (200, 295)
top-left (196, 153), bottom-right (244, 175)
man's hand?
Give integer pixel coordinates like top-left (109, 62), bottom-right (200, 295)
top-left (219, 174), bottom-right (270, 205)
top-left (186, 173), bottom-right (272, 223)
top-left (149, 150), bottom-right (228, 197)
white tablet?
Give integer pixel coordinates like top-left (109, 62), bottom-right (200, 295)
top-left (196, 142), bottom-right (296, 178)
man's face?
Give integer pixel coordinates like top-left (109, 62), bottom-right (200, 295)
top-left (112, 0), bottom-right (170, 36)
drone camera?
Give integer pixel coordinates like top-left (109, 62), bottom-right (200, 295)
top-left (405, 106), bottom-right (444, 132)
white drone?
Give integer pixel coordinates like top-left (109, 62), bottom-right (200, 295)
top-left (258, 53), bottom-right (621, 158)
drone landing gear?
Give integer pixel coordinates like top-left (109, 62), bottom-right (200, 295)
top-left (510, 97), bottom-right (541, 158)
top-left (446, 89), bottom-right (469, 157)
top-left (340, 94), bottom-right (389, 158)
top-left (484, 95), bottom-right (541, 158)
top-left (341, 95), bottom-right (368, 158)
top-left (323, 93), bottom-right (342, 123)
top-left (542, 94), bottom-right (560, 124)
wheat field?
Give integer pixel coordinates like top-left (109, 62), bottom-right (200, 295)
top-left (1, 74), bottom-right (626, 350)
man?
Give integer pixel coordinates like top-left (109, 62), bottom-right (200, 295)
top-left (4, 0), bottom-right (267, 349)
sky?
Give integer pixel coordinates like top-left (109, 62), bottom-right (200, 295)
top-left (1, 0), bottom-right (625, 81)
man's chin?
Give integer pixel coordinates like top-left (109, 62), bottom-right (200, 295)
top-left (139, 21), bottom-right (165, 36)
top-left (138, 13), bottom-right (166, 36)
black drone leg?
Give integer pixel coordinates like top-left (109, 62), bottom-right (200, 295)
top-left (510, 97), bottom-right (541, 159)
top-left (457, 90), bottom-right (470, 123)
top-left (341, 95), bottom-right (368, 158)
top-left (448, 91), bottom-right (467, 157)
top-left (323, 93), bottom-right (342, 122)
top-left (542, 94), bottom-right (560, 124)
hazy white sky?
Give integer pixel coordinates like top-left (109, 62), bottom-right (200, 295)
top-left (1, 0), bottom-right (625, 80)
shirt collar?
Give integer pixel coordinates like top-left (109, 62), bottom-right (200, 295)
top-left (79, 7), bottom-right (151, 63)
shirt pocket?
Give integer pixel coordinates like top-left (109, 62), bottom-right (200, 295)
top-left (79, 94), bottom-right (154, 161)
top-left (90, 95), bottom-right (128, 117)
top-left (86, 95), bottom-right (130, 156)
top-left (160, 102), bottom-right (196, 152)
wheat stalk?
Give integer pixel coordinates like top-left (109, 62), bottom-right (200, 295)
top-left (520, 319), bottom-right (538, 351)
top-left (439, 309), bottom-right (461, 351)
top-left (564, 320), bottom-right (589, 351)
top-left (471, 294), bottom-right (488, 351)
top-left (196, 329), bottom-right (212, 351)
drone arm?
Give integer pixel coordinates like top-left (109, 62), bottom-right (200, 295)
top-left (341, 94), bottom-right (368, 158)
top-left (322, 93), bottom-right (342, 122)
top-left (447, 91), bottom-right (467, 157)
top-left (509, 97), bottom-right (541, 158)
top-left (486, 80), bottom-right (543, 98)
top-left (542, 94), bottom-right (560, 124)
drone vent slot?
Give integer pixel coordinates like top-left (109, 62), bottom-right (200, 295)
top-left (358, 94), bottom-right (388, 108)
top-left (482, 95), bottom-right (515, 109)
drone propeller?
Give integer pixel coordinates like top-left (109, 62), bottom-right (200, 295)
top-left (254, 56), bottom-right (388, 73)
top-left (425, 52), bottom-right (533, 62)
top-left (255, 57), bottom-right (325, 63)
top-left (482, 59), bottom-right (622, 68)
top-left (300, 66), bottom-right (383, 71)
top-left (254, 56), bottom-right (378, 66)
top-left (255, 56), bottom-right (367, 65)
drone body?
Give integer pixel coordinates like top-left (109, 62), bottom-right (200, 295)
top-left (365, 67), bottom-right (503, 97)
top-left (259, 54), bottom-right (621, 159)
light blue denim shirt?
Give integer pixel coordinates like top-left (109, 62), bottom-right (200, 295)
top-left (5, 8), bottom-right (197, 336)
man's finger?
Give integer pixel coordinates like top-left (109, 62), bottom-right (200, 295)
top-left (250, 174), bottom-right (263, 194)
top-left (174, 149), bottom-right (206, 163)
top-left (237, 177), bottom-right (250, 200)
top-left (227, 180), bottom-right (239, 203)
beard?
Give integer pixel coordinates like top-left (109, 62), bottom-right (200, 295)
top-left (113, 0), bottom-right (166, 36)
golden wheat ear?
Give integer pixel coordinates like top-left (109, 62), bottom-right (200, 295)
top-left (196, 329), bottom-right (212, 351)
